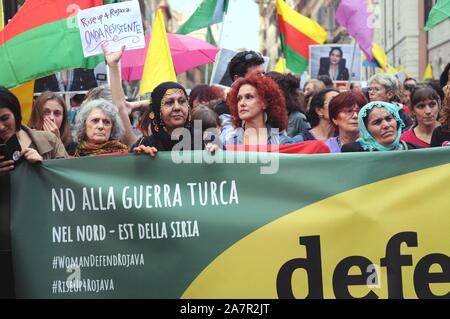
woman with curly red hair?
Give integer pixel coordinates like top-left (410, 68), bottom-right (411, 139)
top-left (222, 74), bottom-right (291, 145)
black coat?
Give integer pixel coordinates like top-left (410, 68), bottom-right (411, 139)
top-left (318, 57), bottom-right (349, 81)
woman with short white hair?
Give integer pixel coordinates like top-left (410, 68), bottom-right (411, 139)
top-left (368, 73), bottom-right (413, 130)
top-left (73, 99), bottom-right (128, 157)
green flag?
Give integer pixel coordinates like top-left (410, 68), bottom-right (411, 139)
top-left (424, 0), bottom-right (450, 31)
top-left (176, 0), bottom-right (228, 35)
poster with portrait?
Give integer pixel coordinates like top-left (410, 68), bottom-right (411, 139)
top-left (309, 44), bottom-right (362, 83)
top-left (210, 48), bottom-right (270, 88)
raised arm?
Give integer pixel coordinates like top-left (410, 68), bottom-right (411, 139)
top-left (102, 44), bottom-right (139, 147)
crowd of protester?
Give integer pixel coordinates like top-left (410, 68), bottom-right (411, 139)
top-left (1, 53), bottom-right (450, 167)
top-left (1, 54), bottom-right (449, 169)
top-left (1, 49), bottom-right (450, 298)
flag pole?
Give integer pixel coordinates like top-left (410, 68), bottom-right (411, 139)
top-left (209, 10), bottom-right (227, 86)
top-left (346, 41), bottom-right (357, 90)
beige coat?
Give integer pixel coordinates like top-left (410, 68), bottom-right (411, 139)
top-left (22, 125), bottom-right (68, 159)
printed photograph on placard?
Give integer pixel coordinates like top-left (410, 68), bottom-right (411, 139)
top-left (309, 44), bottom-right (362, 82)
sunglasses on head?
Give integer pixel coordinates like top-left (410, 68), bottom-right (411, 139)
top-left (244, 52), bottom-right (262, 61)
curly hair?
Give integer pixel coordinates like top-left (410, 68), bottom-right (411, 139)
top-left (189, 84), bottom-right (225, 108)
top-left (440, 89), bottom-right (450, 131)
top-left (28, 91), bottom-right (72, 147)
top-left (73, 99), bottom-right (124, 143)
top-left (226, 75), bottom-right (288, 131)
top-left (266, 71), bottom-right (306, 114)
top-left (440, 62), bottom-right (450, 88)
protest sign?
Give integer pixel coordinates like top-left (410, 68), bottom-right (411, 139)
top-left (77, 0), bottom-right (145, 57)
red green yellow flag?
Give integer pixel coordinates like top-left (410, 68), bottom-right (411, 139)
top-left (0, 0), bottom-right (103, 89)
top-left (276, 0), bottom-right (327, 75)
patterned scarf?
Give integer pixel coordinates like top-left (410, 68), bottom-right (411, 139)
top-left (74, 140), bottom-right (128, 157)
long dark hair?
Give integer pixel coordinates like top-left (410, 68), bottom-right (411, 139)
top-left (266, 71), bottom-right (306, 114)
top-left (0, 86), bottom-right (22, 135)
top-left (440, 63), bottom-right (450, 88)
top-left (307, 88), bottom-right (339, 127)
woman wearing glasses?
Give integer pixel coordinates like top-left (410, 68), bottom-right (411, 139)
top-left (400, 87), bottom-right (441, 148)
top-left (341, 101), bottom-right (420, 152)
top-left (325, 91), bottom-right (367, 153)
top-left (367, 74), bottom-right (413, 131)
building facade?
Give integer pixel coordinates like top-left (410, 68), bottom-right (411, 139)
top-left (373, 0), bottom-right (449, 80)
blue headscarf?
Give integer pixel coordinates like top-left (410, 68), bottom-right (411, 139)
top-left (357, 101), bottom-right (405, 151)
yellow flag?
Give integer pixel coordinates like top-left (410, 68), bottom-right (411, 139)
top-left (11, 80), bottom-right (35, 124)
top-left (139, 9), bottom-right (177, 95)
top-left (386, 64), bottom-right (398, 75)
top-left (274, 57), bottom-right (286, 73)
top-left (0, 0), bottom-right (4, 31)
top-left (423, 64), bottom-right (433, 80)
top-left (372, 43), bottom-right (388, 69)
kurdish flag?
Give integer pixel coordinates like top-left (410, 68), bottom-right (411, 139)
top-left (276, 0), bottom-right (327, 75)
top-left (176, 0), bottom-right (229, 35)
top-left (0, 0), bottom-right (103, 89)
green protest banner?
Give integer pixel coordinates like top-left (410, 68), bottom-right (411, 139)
top-left (9, 149), bottom-right (450, 298)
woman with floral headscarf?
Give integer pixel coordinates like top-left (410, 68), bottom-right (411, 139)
top-left (131, 82), bottom-right (191, 157)
top-left (341, 101), bottom-right (420, 152)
